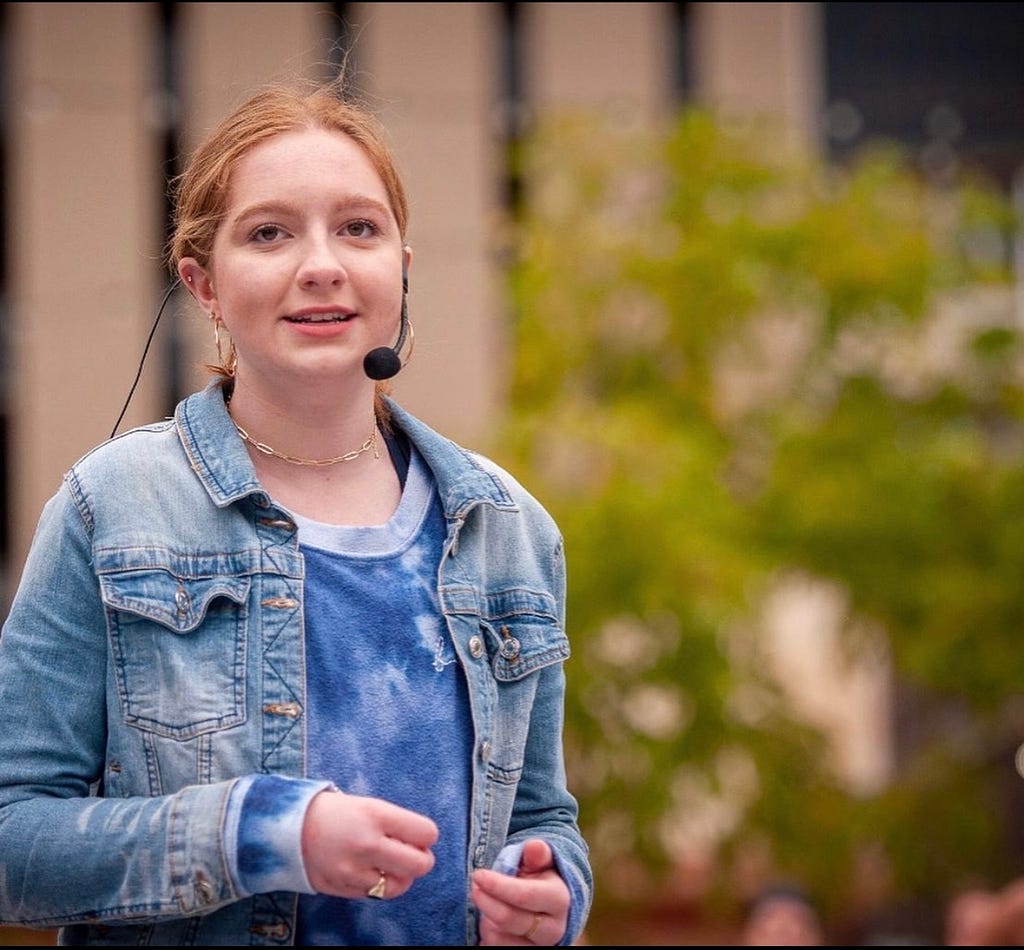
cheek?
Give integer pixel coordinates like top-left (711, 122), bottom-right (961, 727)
top-left (214, 261), bottom-right (285, 319)
top-left (367, 270), bottom-right (405, 320)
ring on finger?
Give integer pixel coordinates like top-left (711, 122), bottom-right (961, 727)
top-left (523, 913), bottom-right (542, 941)
top-left (367, 869), bottom-right (387, 900)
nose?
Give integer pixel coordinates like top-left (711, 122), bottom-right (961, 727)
top-left (296, 234), bottom-right (347, 289)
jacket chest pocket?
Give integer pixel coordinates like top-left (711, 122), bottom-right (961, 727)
top-left (100, 568), bottom-right (251, 740)
top-left (475, 595), bottom-right (570, 769)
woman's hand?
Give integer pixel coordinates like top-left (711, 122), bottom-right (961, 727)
top-left (301, 788), bottom-right (439, 901)
top-left (471, 838), bottom-right (570, 945)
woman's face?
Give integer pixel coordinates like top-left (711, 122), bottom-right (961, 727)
top-left (182, 126), bottom-right (407, 395)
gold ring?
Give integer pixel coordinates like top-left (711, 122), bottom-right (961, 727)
top-left (524, 913), bottom-right (541, 941)
top-left (367, 870), bottom-right (387, 900)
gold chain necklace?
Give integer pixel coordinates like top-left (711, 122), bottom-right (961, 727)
top-left (231, 419), bottom-right (379, 466)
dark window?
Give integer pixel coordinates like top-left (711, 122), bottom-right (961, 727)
top-left (673, 2), bottom-right (693, 103)
top-left (823, 2), bottom-right (1024, 189)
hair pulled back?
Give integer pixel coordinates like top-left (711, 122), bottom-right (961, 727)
top-left (168, 80), bottom-right (408, 273)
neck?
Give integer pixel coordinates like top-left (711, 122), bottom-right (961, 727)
top-left (231, 417), bottom-right (379, 467)
top-left (224, 380), bottom-right (379, 469)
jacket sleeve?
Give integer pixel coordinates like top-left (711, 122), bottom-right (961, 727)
top-left (502, 520), bottom-right (593, 945)
top-left (0, 483), bottom-right (325, 928)
top-left (504, 643), bottom-right (594, 946)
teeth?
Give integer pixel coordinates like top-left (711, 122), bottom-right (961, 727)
top-left (296, 312), bottom-right (348, 323)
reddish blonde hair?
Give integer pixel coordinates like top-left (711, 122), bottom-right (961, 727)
top-left (168, 80), bottom-right (408, 271)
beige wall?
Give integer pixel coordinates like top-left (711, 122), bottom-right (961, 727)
top-left (6, 2), bottom-right (164, 575)
top-left (524, 1), bottom-right (676, 121)
top-left (691, 0), bottom-right (824, 152)
top-left (2, 1), bottom-right (823, 591)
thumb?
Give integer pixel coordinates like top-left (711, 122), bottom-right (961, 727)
top-left (519, 838), bottom-right (554, 875)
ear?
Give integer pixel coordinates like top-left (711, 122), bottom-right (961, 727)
top-left (402, 244), bottom-right (413, 275)
top-left (178, 259), bottom-right (216, 311)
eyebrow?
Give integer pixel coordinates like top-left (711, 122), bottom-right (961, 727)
top-left (231, 194), bottom-right (393, 223)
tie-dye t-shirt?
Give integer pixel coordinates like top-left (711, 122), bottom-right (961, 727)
top-left (292, 447), bottom-right (474, 945)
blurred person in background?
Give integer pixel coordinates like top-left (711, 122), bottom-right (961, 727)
top-left (945, 877), bottom-right (1024, 945)
top-left (741, 883), bottom-right (826, 946)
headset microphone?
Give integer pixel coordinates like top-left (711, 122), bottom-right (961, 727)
top-left (116, 263), bottom-right (408, 437)
top-left (363, 261), bottom-right (410, 381)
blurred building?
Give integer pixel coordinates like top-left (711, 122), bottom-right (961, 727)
top-left (2, 1), bottom-right (1021, 591)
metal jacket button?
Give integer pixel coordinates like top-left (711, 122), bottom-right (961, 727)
top-left (499, 624), bottom-right (520, 661)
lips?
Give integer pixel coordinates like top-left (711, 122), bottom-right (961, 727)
top-left (285, 311), bottom-right (353, 324)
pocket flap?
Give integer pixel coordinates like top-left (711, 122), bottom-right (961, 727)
top-left (99, 569), bottom-right (251, 633)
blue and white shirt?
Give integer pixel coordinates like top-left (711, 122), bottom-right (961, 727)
top-left (293, 448), bottom-right (472, 945)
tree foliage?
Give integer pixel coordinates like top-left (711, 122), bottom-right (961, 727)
top-left (489, 108), bottom-right (1022, 939)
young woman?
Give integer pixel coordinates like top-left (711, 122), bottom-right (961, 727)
top-left (0, 79), bottom-right (591, 946)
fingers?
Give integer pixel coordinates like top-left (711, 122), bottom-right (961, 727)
top-left (476, 906), bottom-right (552, 946)
top-left (377, 797), bottom-right (441, 852)
top-left (302, 789), bottom-right (439, 898)
top-left (471, 844), bottom-right (570, 947)
top-left (517, 838), bottom-right (554, 876)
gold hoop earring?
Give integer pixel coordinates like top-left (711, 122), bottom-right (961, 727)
top-left (401, 320), bottom-right (415, 367)
top-left (212, 318), bottom-right (237, 378)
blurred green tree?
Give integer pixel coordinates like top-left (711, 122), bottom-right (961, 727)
top-left (490, 108), bottom-right (1021, 942)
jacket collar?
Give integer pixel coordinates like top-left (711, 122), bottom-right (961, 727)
top-left (175, 381), bottom-right (517, 519)
top-left (176, 380), bottom-right (266, 508)
top-left (384, 397), bottom-right (518, 519)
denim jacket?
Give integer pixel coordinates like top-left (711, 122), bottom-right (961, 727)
top-left (0, 381), bottom-right (592, 946)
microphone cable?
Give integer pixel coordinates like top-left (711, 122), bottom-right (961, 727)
top-left (110, 277), bottom-right (182, 439)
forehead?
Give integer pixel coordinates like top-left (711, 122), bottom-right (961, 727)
top-left (227, 126), bottom-right (390, 205)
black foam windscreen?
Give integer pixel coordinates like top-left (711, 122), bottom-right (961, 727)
top-left (363, 262), bottom-right (409, 380)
